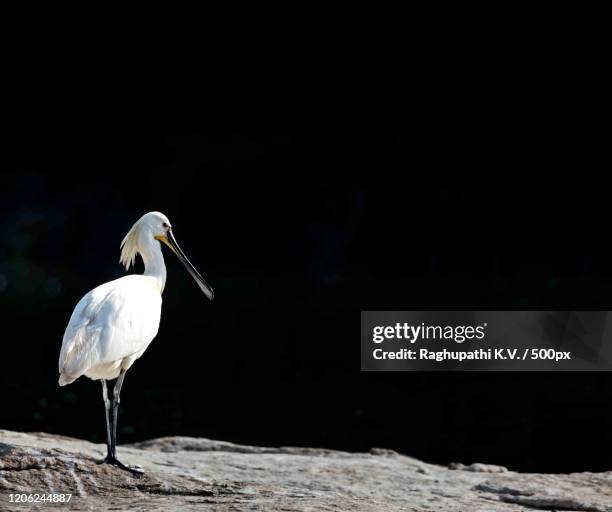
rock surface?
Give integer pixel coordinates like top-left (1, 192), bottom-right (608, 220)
top-left (0, 430), bottom-right (611, 511)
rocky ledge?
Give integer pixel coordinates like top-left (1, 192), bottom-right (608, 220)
top-left (0, 430), bottom-right (611, 511)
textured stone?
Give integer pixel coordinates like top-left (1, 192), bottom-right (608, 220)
top-left (0, 430), bottom-right (611, 511)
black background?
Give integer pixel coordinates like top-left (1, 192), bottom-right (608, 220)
top-left (1, 86), bottom-right (611, 474)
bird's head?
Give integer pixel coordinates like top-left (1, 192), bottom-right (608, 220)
top-left (120, 211), bottom-right (214, 300)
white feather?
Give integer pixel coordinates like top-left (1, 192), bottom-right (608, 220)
top-left (58, 275), bottom-right (162, 384)
top-left (120, 221), bottom-right (141, 270)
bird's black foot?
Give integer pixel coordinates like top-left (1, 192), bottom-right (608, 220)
top-left (98, 455), bottom-right (144, 475)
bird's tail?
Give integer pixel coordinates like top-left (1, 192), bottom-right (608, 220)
top-left (58, 373), bottom-right (76, 386)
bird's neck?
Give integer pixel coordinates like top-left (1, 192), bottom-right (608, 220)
top-left (140, 236), bottom-right (167, 293)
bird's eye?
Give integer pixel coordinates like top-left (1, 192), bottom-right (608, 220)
top-left (162, 222), bottom-right (169, 229)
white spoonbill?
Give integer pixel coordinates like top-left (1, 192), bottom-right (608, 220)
top-left (58, 211), bottom-right (213, 473)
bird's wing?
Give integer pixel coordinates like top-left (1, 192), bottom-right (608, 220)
top-left (58, 277), bottom-right (161, 381)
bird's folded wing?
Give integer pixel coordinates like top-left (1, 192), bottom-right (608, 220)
top-left (58, 279), bottom-right (160, 380)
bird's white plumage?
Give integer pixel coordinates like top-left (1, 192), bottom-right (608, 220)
top-left (58, 212), bottom-right (171, 386)
top-left (58, 275), bottom-right (162, 384)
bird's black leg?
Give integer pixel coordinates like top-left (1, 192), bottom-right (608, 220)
top-left (110, 369), bottom-right (125, 460)
top-left (101, 379), bottom-right (112, 460)
top-left (98, 369), bottom-right (143, 474)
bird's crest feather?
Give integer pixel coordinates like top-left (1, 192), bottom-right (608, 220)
top-left (120, 221), bottom-right (141, 270)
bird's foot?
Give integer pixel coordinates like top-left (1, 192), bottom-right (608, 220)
top-left (98, 455), bottom-right (144, 475)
